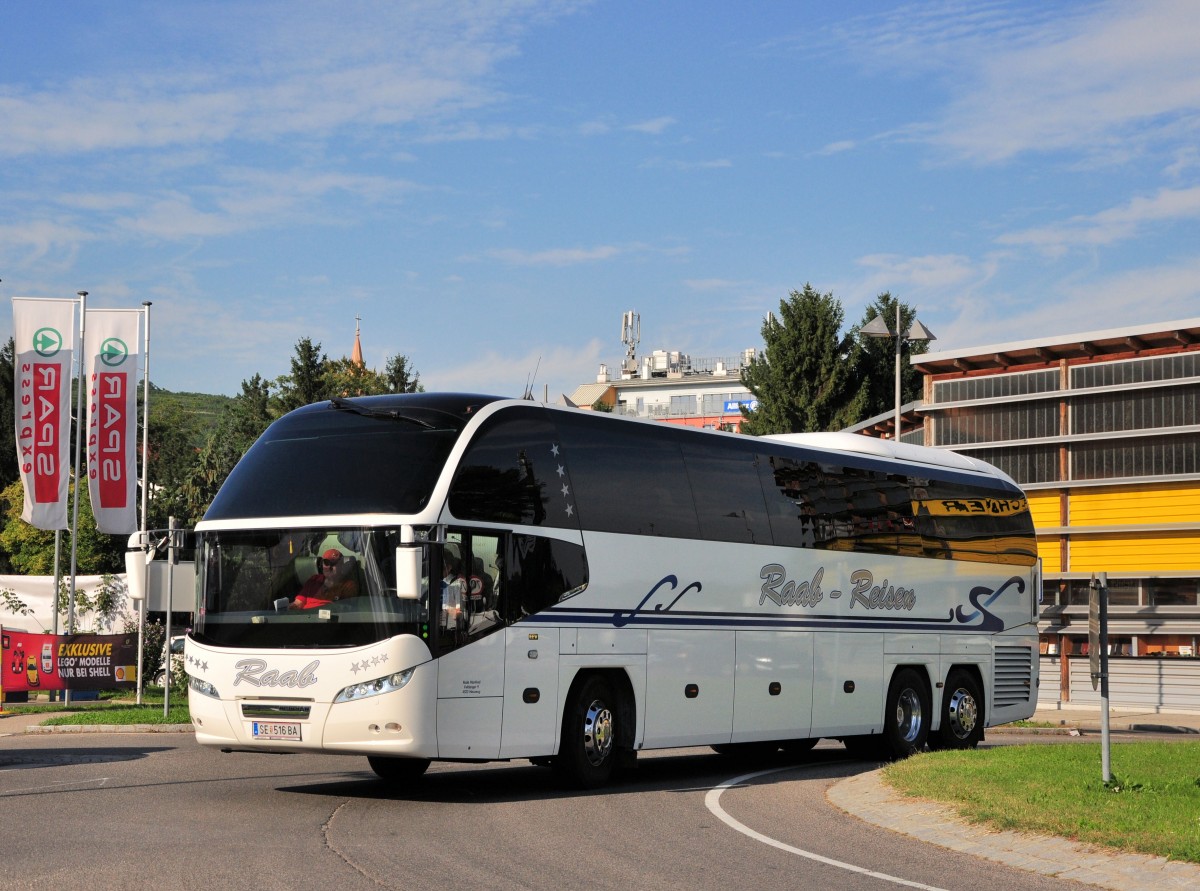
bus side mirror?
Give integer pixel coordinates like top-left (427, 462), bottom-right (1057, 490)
top-left (395, 545), bottom-right (422, 600)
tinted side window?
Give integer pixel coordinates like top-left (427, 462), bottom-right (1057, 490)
top-left (501, 534), bottom-right (589, 620)
top-left (682, 444), bottom-right (772, 544)
top-left (910, 480), bottom-right (1037, 565)
top-left (836, 465), bottom-right (917, 557)
top-left (759, 454), bottom-right (917, 555)
top-left (449, 410), bottom-right (580, 530)
top-left (758, 455), bottom-right (828, 548)
top-left (555, 414), bottom-right (699, 539)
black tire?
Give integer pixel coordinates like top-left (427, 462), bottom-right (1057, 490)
top-left (931, 669), bottom-right (984, 750)
top-left (882, 668), bottom-right (931, 759)
top-left (367, 755), bottom-right (430, 782)
top-left (555, 675), bottom-right (619, 789)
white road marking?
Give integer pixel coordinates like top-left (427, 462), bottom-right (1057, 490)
top-left (704, 766), bottom-right (948, 891)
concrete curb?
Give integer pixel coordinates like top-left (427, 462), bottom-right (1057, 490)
top-left (827, 769), bottom-right (1200, 890)
top-left (23, 723), bottom-right (194, 734)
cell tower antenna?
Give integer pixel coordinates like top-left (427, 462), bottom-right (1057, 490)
top-left (621, 310), bottom-right (640, 373)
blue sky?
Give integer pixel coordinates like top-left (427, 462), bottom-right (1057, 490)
top-left (2, 0), bottom-right (1199, 401)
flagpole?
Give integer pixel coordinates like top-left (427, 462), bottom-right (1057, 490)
top-left (68, 291), bottom-right (88, 631)
top-left (65, 291), bottom-right (88, 705)
top-left (137, 301), bottom-right (152, 705)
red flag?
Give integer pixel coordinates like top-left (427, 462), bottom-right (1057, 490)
top-left (85, 309), bottom-right (142, 534)
top-left (12, 298), bottom-right (76, 530)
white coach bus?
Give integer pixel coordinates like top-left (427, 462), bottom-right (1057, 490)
top-left (184, 393), bottom-right (1040, 788)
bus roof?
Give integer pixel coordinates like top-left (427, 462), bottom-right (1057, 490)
top-left (761, 431), bottom-right (1017, 485)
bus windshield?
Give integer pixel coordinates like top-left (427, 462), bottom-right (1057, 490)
top-left (193, 527), bottom-right (429, 649)
top-left (202, 396), bottom-right (485, 521)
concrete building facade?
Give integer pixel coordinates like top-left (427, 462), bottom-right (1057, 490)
top-left (569, 348), bottom-right (758, 432)
top-left (887, 317), bottom-right (1200, 663)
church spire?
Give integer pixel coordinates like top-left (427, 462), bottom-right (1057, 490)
top-left (351, 314), bottom-right (364, 367)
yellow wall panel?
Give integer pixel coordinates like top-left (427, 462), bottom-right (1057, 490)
top-left (1036, 538), bottom-right (1061, 573)
top-left (1068, 532), bottom-right (1200, 572)
top-left (1069, 483), bottom-right (1200, 526)
top-left (1028, 492), bottom-right (1062, 530)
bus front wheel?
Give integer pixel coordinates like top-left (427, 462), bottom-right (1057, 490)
top-left (931, 669), bottom-right (984, 750)
top-left (367, 755), bottom-right (430, 783)
top-left (882, 668), bottom-right (930, 759)
top-left (555, 675), bottom-right (618, 789)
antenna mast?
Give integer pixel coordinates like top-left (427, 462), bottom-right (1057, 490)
top-left (621, 310), bottom-right (640, 376)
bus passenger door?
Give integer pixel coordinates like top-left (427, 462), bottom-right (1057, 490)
top-left (499, 627), bottom-right (559, 758)
top-left (434, 531), bottom-right (506, 760)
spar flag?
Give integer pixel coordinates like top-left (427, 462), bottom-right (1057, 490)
top-left (85, 309), bottom-right (141, 534)
top-left (12, 298), bottom-right (77, 530)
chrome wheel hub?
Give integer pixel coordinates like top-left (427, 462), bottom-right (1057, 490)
top-left (582, 699), bottom-right (614, 767)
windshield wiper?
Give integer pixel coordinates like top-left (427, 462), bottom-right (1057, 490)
top-left (329, 397), bottom-right (440, 428)
top-left (328, 398), bottom-right (441, 429)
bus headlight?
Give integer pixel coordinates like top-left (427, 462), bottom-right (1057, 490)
top-left (334, 667), bottom-right (415, 704)
top-left (189, 675), bottom-right (220, 699)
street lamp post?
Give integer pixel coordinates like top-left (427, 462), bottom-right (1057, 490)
top-left (862, 303), bottom-right (935, 440)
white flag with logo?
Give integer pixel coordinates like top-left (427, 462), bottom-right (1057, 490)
top-left (12, 298), bottom-right (77, 530)
top-left (85, 309), bottom-right (142, 534)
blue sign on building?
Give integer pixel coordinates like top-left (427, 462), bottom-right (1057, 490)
top-left (724, 399), bottom-right (758, 413)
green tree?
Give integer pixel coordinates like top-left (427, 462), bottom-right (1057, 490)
top-left (274, 337), bottom-right (329, 413)
top-left (178, 375), bottom-right (274, 524)
top-left (740, 285), bottom-right (858, 435)
top-left (384, 353), bottom-right (424, 393)
top-left (849, 292), bottom-right (931, 425)
top-left (0, 338), bottom-right (17, 493)
top-left (0, 478), bottom-right (126, 575)
top-left (142, 397), bottom-right (205, 529)
top-left (324, 356), bottom-right (391, 397)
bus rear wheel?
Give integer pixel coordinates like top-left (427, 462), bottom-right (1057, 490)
top-left (882, 668), bottom-right (930, 759)
top-left (555, 675), bottom-right (618, 789)
top-left (367, 755), bottom-right (430, 783)
top-left (932, 669), bottom-right (984, 750)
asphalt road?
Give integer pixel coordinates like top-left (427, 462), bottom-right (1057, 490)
top-left (0, 731), bottom-right (1106, 891)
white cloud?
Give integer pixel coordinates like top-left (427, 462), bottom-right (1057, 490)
top-left (423, 338), bottom-right (607, 401)
top-left (483, 245), bottom-right (624, 266)
top-left (626, 116), bottom-right (677, 135)
top-left (930, 257), bottom-right (1200, 352)
top-left (829, 0), bottom-right (1200, 164)
top-left (855, 252), bottom-right (978, 292)
top-left (0, 3), bottom-right (583, 158)
top-left (638, 157), bottom-right (733, 171)
top-left (998, 186), bottom-right (1200, 255)
top-left (684, 278), bottom-right (743, 291)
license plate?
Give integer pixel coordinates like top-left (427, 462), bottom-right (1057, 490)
top-left (252, 721), bottom-right (302, 741)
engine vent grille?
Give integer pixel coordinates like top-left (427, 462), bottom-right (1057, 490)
top-left (994, 645), bottom-right (1033, 708)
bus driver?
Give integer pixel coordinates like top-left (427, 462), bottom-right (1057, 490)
top-left (290, 549), bottom-right (359, 609)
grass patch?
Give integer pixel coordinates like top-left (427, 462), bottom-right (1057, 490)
top-left (884, 742), bottom-right (1200, 864)
top-left (3, 689), bottom-right (190, 726)
top-left (39, 704), bottom-right (191, 726)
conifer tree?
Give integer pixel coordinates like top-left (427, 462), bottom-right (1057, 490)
top-left (740, 285), bottom-right (857, 435)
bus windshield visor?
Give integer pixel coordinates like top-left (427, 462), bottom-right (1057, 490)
top-left (192, 528), bottom-right (430, 649)
top-left (203, 401), bottom-right (463, 521)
